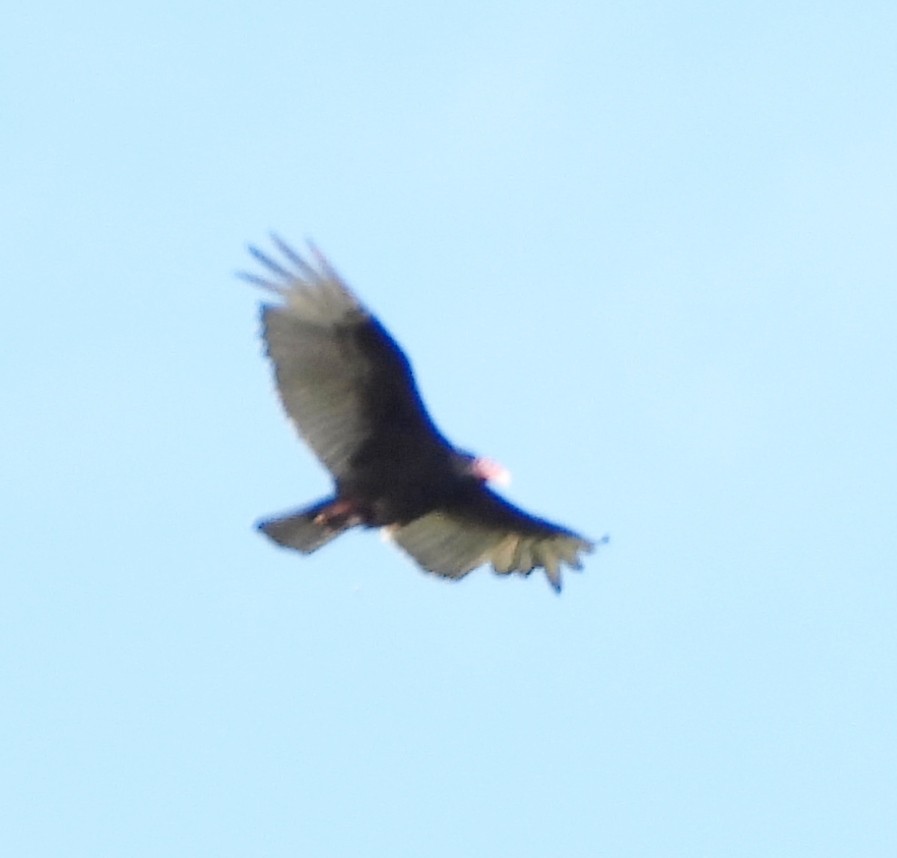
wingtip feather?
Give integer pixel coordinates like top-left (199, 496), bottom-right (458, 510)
top-left (241, 235), bottom-right (366, 326)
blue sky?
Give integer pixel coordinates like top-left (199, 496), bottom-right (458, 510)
top-left (3, 1), bottom-right (896, 855)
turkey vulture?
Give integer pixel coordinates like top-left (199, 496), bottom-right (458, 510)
top-left (241, 236), bottom-right (601, 592)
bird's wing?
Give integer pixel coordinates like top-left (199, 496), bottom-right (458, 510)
top-left (388, 488), bottom-right (598, 592)
top-left (241, 237), bottom-right (451, 481)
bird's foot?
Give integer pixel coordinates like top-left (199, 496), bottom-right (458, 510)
top-left (314, 498), bottom-right (365, 530)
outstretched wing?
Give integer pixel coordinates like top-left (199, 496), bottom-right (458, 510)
top-left (241, 236), bottom-right (452, 482)
top-left (389, 488), bottom-right (599, 592)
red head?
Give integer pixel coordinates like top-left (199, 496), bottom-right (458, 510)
top-left (469, 455), bottom-right (511, 487)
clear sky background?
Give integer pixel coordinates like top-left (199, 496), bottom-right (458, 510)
top-left (3, 2), bottom-right (896, 855)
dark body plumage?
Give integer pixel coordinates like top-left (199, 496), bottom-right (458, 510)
top-left (242, 237), bottom-right (600, 592)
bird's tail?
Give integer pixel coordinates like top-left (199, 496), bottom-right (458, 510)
top-left (256, 498), bottom-right (352, 555)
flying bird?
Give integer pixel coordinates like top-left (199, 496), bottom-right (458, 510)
top-left (242, 236), bottom-right (601, 592)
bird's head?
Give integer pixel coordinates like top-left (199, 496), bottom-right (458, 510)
top-left (455, 451), bottom-right (511, 487)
